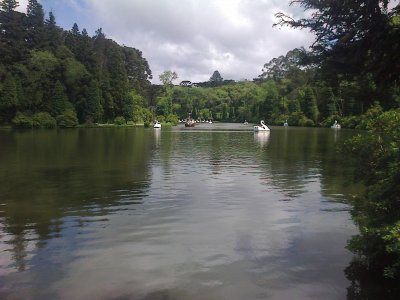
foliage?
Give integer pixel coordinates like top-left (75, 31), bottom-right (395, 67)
top-left (32, 112), bottom-right (56, 128)
top-left (320, 115), bottom-right (342, 128)
top-left (343, 109), bottom-right (400, 279)
top-left (0, 2), bottom-right (152, 126)
top-left (12, 111), bottom-right (33, 128)
top-left (274, 0), bottom-right (400, 101)
top-left (159, 70), bottom-right (178, 86)
top-left (260, 47), bottom-right (309, 80)
top-left (85, 80), bottom-right (103, 123)
top-left (0, 0), bottom-right (18, 12)
top-left (340, 116), bottom-right (361, 129)
top-left (56, 109), bottom-right (78, 128)
top-left (114, 116), bottom-right (125, 125)
top-left (209, 70), bottom-right (223, 86)
top-left (164, 113), bottom-right (179, 125)
top-left (49, 80), bottom-right (68, 117)
top-left (141, 107), bottom-right (154, 127)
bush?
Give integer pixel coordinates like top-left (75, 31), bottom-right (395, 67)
top-left (56, 109), bottom-right (78, 128)
top-left (32, 112), bottom-right (56, 128)
top-left (165, 114), bottom-right (179, 125)
top-left (114, 116), bottom-right (126, 125)
top-left (274, 114), bottom-right (290, 126)
top-left (321, 115), bottom-right (341, 128)
top-left (356, 103), bottom-right (383, 130)
top-left (12, 111), bottom-right (34, 128)
top-left (341, 116), bottom-right (361, 129)
top-left (343, 109), bottom-right (400, 279)
top-left (287, 112), bottom-right (304, 126)
top-left (299, 117), bottom-right (315, 127)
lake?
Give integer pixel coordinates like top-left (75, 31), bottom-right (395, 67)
top-left (0, 124), bottom-right (359, 299)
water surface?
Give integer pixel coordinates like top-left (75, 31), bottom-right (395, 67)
top-left (0, 124), bottom-right (358, 299)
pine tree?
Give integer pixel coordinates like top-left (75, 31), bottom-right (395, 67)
top-left (0, 0), bottom-right (27, 63)
top-left (27, 0), bottom-right (44, 23)
top-left (209, 70), bottom-right (223, 86)
top-left (44, 11), bottom-right (62, 51)
top-left (303, 87), bottom-right (319, 122)
top-left (71, 23), bottom-right (79, 35)
top-left (49, 80), bottom-right (68, 116)
top-left (0, 73), bottom-right (17, 123)
top-left (0, 0), bottom-right (19, 12)
top-left (86, 80), bottom-right (103, 122)
top-left (26, 0), bottom-right (45, 48)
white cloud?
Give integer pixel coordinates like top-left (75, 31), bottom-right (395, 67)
top-left (16, 0), bottom-right (28, 12)
top-left (48, 0), bottom-right (316, 83)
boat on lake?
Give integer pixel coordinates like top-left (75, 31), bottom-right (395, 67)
top-left (254, 120), bottom-right (270, 132)
top-left (331, 120), bottom-right (341, 129)
top-left (185, 113), bottom-right (195, 127)
top-left (153, 121), bottom-right (161, 128)
top-left (185, 120), bottom-right (195, 127)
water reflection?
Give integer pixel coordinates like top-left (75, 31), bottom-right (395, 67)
top-left (0, 126), bottom-right (367, 299)
top-left (0, 128), bottom-right (152, 275)
top-left (254, 131), bottom-right (270, 147)
top-left (345, 259), bottom-right (400, 299)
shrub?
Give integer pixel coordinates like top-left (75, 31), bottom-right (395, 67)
top-left (56, 109), bottom-right (78, 128)
top-left (321, 115), bottom-right (341, 128)
top-left (299, 117), bottom-right (315, 127)
top-left (343, 109), bottom-right (400, 279)
top-left (12, 111), bottom-right (33, 128)
top-left (114, 116), bottom-right (126, 125)
top-left (32, 112), bottom-right (56, 128)
top-left (165, 114), bottom-right (179, 125)
top-left (341, 116), bottom-right (361, 129)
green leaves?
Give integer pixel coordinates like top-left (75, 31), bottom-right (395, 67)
top-left (343, 108), bottom-right (400, 278)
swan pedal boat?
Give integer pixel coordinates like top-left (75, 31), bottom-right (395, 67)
top-left (331, 120), bottom-right (341, 129)
top-left (254, 120), bottom-right (270, 132)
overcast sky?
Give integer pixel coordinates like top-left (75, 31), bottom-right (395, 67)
top-left (17, 0), bottom-right (315, 84)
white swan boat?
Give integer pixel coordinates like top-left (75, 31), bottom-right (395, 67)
top-left (153, 121), bottom-right (161, 128)
top-left (254, 120), bottom-right (270, 132)
top-left (331, 120), bottom-right (341, 129)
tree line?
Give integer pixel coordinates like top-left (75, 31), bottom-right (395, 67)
top-left (2, 1), bottom-right (399, 130)
top-left (272, 0), bottom-right (400, 293)
top-left (0, 0), bottom-right (153, 128)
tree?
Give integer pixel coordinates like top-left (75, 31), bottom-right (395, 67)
top-left (0, 0), bottom-right (18, 12)
top-left (56, 109), bottom-right (78, 127)
top-left (274, 0), bottom-right (400, 85)
top-left (44, 11), bottom-right (62, 50)
top-left (260, 48), bottom-right (308, 80)
top-left (49, 80), bottom-right (68, 116)
top-left (85, 80), bottom-right (103, 123)
top-left (343, 108), bottom-right (400, 280)
top-left (0, 1), bottom-right (27, 63)
top-left (159, 70), bottom-right (178, 86)
top-left (302, 86), bottom-right (319, 122)
top-left (209, 70), bottom-right (223, 86)
top-left (26, 0), bottom-right (45, 48)
top-left (26, 0), bottom-right (44, 26)
top-left (0, 73), bottom-right (17, 123)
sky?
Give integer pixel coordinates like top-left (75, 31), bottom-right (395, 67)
top-left (17, 0), bottom-right (316, 84)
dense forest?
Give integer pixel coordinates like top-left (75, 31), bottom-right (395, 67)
top-left (1, 1), bottom-right (399, 129)
top-left (1, 0), bottom-right (400, 290)
top-left (0, 0), bottom-right (153, 128)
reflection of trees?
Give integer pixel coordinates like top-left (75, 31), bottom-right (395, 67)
top-left (162, 127), bottom-right (357, 198)
top-left (345, 259), bottom-right (400, 299)
top-left (0, 128), bottom-right (153, 271)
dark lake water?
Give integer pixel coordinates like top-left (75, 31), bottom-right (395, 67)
top-left (0, 124), bottom-right (360, 299)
